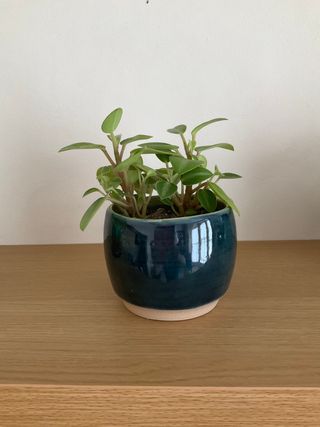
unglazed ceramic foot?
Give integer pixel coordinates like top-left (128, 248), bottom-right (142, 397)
top-left (122, 299), bottom-right (219, 321)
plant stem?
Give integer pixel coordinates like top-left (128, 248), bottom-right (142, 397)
top-left (181, 134), bottom-right (191, 159)
top-left (116, 206), bottom-right (130, 217)
top-left (101, 148), bottom-right (115, 166)
top-left (142, 189), bottom-right (153, 217)
top-left (119, 144), bottom-right (125, 160)
top-left (106, 197), bottom-right (130, 209)
top-left (117, 171), bottom-right (135, 217)
top-left (191, 181), bottom-right (209, 194)
top-left (132, 196), bottom-right (143, 218)
top-left (183, 185), bottom-right (193, 209)
top-left (165, 162), bottom-right (172, 178)
top-left (171, 204), bottom-right (180, 216)
top-left (173, 194), bottom-right (184, 216)
top-left (110, 133), bottom-right (121, 164)
top-left (180, 182), bottom-right (185, 198)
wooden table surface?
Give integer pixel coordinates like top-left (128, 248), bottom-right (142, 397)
top-left (1, 241), bottom-right (320, 426)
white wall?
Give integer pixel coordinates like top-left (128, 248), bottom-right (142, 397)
top-left (1, 0), bottom-right (319, 244)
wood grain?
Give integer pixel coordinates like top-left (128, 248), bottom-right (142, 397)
top-left (0, 241), bottom-right (319, 387)
top-left (1, 385), bottom-right (320, 426)
top-left (1, 242), bottom-right (320, 424)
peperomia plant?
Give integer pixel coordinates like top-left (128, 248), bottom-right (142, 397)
top-left (59, 108), bottom-right (240, 229)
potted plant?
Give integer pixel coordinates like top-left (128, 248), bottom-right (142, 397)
top-left (59, 108), bottom-right (240, 321)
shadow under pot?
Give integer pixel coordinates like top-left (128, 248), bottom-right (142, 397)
top-left (104, 202), bottom-right (237, 321)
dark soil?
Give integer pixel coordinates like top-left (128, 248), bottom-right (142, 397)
top-left (146, 206), bottom-right (209, 219)
top-left (146, 207), bottom-right (177, 219)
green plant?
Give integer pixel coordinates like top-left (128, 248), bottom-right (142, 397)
top-left (59, 108), bottom-right (241, 229)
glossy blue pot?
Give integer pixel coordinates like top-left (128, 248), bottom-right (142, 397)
top-left (104, 204), bottom-right (237, 321)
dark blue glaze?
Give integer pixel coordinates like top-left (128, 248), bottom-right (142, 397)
top-left (104, 205), bottom-right (237, 310)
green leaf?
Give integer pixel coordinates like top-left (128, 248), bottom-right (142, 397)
top-left (127, 169), bottom-right (140, 184)
top-left (209, 182), bottom-right (240, 215)
top-left (107, 134), bottom-right (121, 144)
top-left (97, 165), bottom-right (112, 175)
top-left (109, 189), bottom-right (125, 201)
top-left (120, 134), bottom-right (153, 145)
top-left (155, 167), bottom-right (171, 179)
top-left (214, 165), bottom-right (222, 176)
top-left (156, 153), bottom-right (170, 162)
top-left (169, 156), bottom-right (202, 175)
top-left (167, 124), bottom-right (187, 134)
top-left (101, 108), bottom-right (123, 133)
top-left (197, 189), bottom-right (217, 212)
top-left (130, 148), bottom-right (144, 155)
top-left (113, 153), bottom-right (142, 172)
top-left (145, 184), bottom-right (155, 195)
top-left (181, 167), bottom-right (213, 185)
top-left (197, 154), bottom-right (207, 167)
top-left (191, 118), bottom-right (227, 139)
top-left (161, 198), bottom-right (173, 206)
top-left (83, 187), bottom-right (105, 197)
top-left (220, 172), bottom-right (242, 179)
top-left (80, 197), bottom-right (106, 231)
top-left (139, 142), bottom-right (179, 151)
top-left (146, 170), bottom-right (157, 180)
top-left (102, 177), bottom-right (121, 191)
top-left (136, 164), bottom-right (157, 180)
top-left (140, 149), bottom-right (179, 156)
top-left (97, 165), bottom-right (112, 180)
top-left (189, 139), bottom-right (197, 152)
top-left (59, 142), bottom-right (105, 152)
top-left (171, 173), bottom-right (180, 184)
top-left (96, 166), bottom-right (121, 190)
top-left (155, 181), bottom-right (177, 200)
top-left (196, 143), bottom-right (234, 152)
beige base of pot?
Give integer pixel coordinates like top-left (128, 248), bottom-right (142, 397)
top-left (122, 299), bottom-right (219, 321)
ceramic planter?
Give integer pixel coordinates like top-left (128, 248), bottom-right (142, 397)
top-left (104, 203), bottom-right (237, 321)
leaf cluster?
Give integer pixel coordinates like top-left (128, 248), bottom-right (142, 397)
top-left (59, 108), bottom-right (241, 230)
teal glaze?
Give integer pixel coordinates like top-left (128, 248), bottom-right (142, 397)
top-left (103, 204), bottom-right (237, 310)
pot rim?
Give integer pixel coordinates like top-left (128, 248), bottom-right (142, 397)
top-left (108, 203), bottom-right (232, 224)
